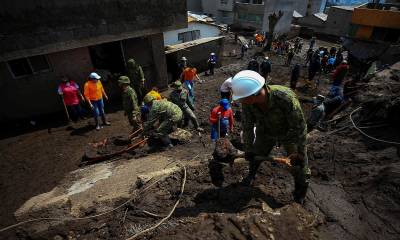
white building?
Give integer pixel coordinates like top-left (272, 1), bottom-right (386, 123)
top-left (163, 14), bottom-right (222, 46)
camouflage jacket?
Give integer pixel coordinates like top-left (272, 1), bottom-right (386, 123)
top-left (127, 63), bottom-right (145, 87)
top-left (169, 89), bottom-right (194, 110)
top-left (144, 99), bottom-right (183, 132)
top-left (122, 86), bottom-right (139, 114)
top-left (242, 85), bottom-right (307, 152)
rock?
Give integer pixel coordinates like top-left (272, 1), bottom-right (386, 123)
top-left (169, 128), bottom-right (193, 143)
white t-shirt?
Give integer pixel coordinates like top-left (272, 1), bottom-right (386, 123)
top-left (220, 77), bottom-right (232, 93)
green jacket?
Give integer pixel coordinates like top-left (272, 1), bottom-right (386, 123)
top-left (144, 99), bottom-right (183, 132)
top-left (169, 89), bottom-right (194, 110)
top-left (127, 60), bottom-right (145, 87)
top-left (122, 86), bottom-right (139, 114)
top-left (242, 85), bottom-right (307, 152)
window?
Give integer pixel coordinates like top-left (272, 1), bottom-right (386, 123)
top-left (220, 0), bottom-right (228, 4)
top-left (178, 30), bottom-right (200, 43)
top-left (7, 55), bottom-right (51, 78)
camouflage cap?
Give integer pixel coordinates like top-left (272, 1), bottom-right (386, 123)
top-left (143, 94), bottom-right (156, 104)
top-left (118, 76), bottom-right (130, 84)
top-left (172, 80), bottom-right (182, 89)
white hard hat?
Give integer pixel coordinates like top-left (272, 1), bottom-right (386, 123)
top-left (181, 56), bottom-right (187, 61)
top-left (342, 59), bottom-right (348, 64)
top-left (231, 70), bottom-right (265, 101)
top-left (211, 52), bottom-right (215, 55)
top-left (89, 72), bottom-right (101, 80)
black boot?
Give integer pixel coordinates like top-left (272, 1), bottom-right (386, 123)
top-left (160, 135), bottom-right (173, 149)
top-left (292, 166), bottom-right (311, 204)
top-left (241, 160), bottom-right (261, 186)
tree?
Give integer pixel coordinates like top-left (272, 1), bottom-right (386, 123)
top-left (264, 10), bottom-right (283, 51)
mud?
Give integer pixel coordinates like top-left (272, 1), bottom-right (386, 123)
top-left (2, 34), bottom-right (400, 240)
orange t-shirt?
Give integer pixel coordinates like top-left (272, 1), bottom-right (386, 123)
top-left (84, 80), bottom-right (105, 101)
top-left (182, 67), bottom-right (197, 81)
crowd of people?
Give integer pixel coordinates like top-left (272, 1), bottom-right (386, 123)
top-left (56, 35), bottom-right (353, 204)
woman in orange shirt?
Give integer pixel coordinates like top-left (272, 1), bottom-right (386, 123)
top-left (84, 72), bottom-right (110, 130)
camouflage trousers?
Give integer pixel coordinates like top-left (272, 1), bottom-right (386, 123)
top-left (182, 106), bottom-right (199, 129)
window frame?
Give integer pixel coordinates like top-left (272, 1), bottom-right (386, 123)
top-left (6, 55), bottom-right (52, 79)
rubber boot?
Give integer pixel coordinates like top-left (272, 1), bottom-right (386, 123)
top-left (292, 166), bottom-right (311, 204)
top-left (101, 115), bottom-right (111, 126)
top-left (94, 117), bottom-right (101, 130)
top-left (241, 160), bottom-right (261, 186)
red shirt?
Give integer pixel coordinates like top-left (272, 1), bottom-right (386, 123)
top-left (209, 106), bottom-right (234, 130)
top-left (58, 81), bottom-right (80, 106)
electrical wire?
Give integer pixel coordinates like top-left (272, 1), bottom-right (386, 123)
top-left (349, 107), bottom-right (400, 145)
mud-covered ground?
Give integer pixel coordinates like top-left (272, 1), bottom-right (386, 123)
top-left (1, 34), bottom-right (400, 240)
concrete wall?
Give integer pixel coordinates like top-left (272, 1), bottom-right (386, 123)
top-left (217, 0), bottom-right (235, 11)
top-left (0, 48), bottom-right (93, 121)
top-left (187, 0), bottom-right (203, 12)
top-left (164, 23), bottom-right (221, 46)
top-left (297, 15), bottom-right (326, 31)
top-left (165, 37), bottom-right (225, 82)
top-left (235, 2), bottom-right (265, 30)
top-left (217, 10), bottom-right (235, 25)
top-left (0, 0), bottom-right (187, 62)
top-left (352, 7), bottom-right (400, 29)
top-left (202, 0), bottom-right (218, 17)
top-left (323, 7), bottom-right (353, 36)
top-left (0, 33), bottom-right (168, 121)
top-left (262, 0), bottom-right (295, 36)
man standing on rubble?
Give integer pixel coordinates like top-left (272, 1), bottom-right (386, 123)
top-left (143, 94), bottom-right (183, 148)
top-left (230, 70), bottom-right (311, 204)
top-left (329, 60), bottom-right (349, 98)
top-left (260, 56), bottom-right (272, 80)
top-left (118, 76), bottom-right (141, 131)
top-left (127, 58), bottom-right (146, 103)
top-left (248, 58), bottom-right (260, 73)
top-left (169, 81), bottom-right (202, 132)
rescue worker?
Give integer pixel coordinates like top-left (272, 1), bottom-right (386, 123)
top-left (260, 56), bottom-right (272, 81)
top-left (290, 64), bottom-right (301, 90)
top-left (118, 76), bottom-right (141, 131)
top-left (286, 48), bottom-right (295, 66)
top-left (143, 95), bottom-right (183, 148)
top-left (84, 72), bottom-right (110, 130)
top-left (329, 60), bottom-right (349, 98)
top-left (126, 58), bottom-right (146, 103)
top-left (240, 44), bottom-right (248, 59)
top-left (181, 66), bottom-right (201, 105)
top-left (209, 99), bottom-right (234, 142)
top-left (207, 53), bottom-right (217, 75)
top-left (169, 81), bottom-right (202, 131)
top-left (230, 70), bottom-right (310, 204)
top-left (220, 77), bottom-right (233, 100)
top-left (145, 87), bottom-right (162, 101)
top-left (248, 58), bottom-right (260, 73)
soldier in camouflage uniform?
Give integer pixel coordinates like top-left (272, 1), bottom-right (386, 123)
top-left (169, 81), bottom-right (203, 131)
top-left (231, 70), bottom-right (310, 204)
top-left (126, 58), bottom-right (146, 103)
top-left (118, 76), bottom-right (141, 131)
top-left (143, 94), bottom-right (183, 147)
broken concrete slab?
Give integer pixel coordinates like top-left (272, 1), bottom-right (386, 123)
top-left (14, 154), bottom-right (189, 235)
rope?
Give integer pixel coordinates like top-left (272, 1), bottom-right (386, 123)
top-left (350, 107), bottom-right (400, 145)
top-left (125, 165), bottom-right (187, 240)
